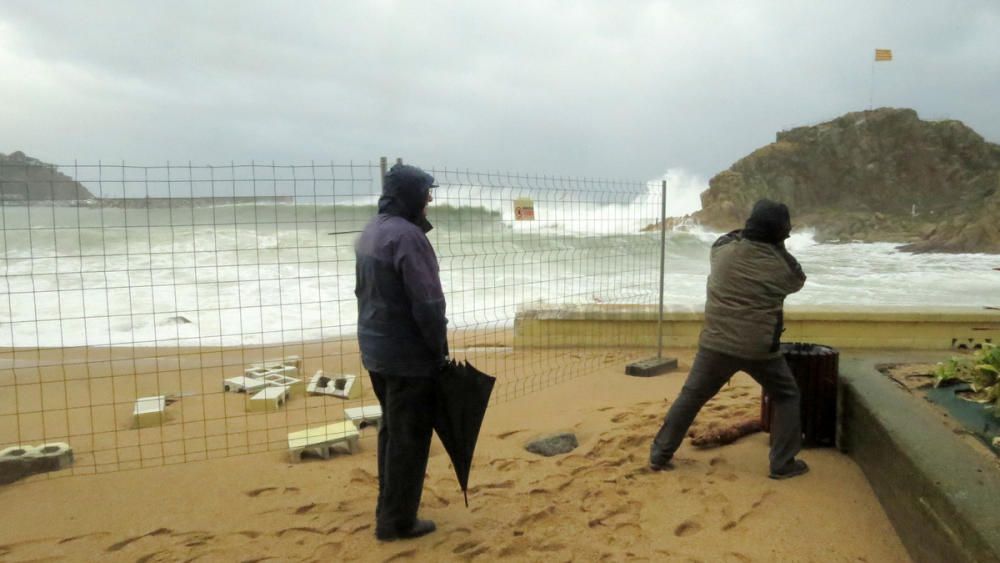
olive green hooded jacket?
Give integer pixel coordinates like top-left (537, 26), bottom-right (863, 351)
top-left (698, 231), bottom-right (806, 360)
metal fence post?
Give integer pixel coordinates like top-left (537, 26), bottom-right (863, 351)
top-left (380, 156), bottom-right (387, 191)
top-left (657, 179), bottom-right (667, 359)
top-left (625, 179), bottom-right (678, 377)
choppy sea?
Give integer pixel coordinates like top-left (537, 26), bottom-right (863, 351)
top-left (1, 176), bottom-right (996, 348)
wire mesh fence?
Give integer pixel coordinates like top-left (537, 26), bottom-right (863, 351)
top-left (0, 159), bottom-right (666, 478)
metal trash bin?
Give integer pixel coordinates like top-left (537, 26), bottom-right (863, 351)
top-left (760, 342), bottom-right (839, 447)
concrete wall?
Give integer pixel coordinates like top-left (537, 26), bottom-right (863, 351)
top-left (513, 305), bottom-right (1000, 351)
top-left (839, 357), bottom-right (1000, 563)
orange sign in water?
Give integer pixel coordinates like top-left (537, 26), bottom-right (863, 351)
top-left (514, 198), bottom-right (535, 221)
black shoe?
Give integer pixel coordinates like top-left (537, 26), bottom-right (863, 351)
top-left (375, 519), bottom-right (437, 542)
top-left (769, 459), bottom-right (809, 480)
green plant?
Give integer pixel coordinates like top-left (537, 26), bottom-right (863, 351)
top-left (935, 343), bottom-right (1000, 417)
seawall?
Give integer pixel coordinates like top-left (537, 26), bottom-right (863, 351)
top-left (513, 305), bottom-right (1000, 351)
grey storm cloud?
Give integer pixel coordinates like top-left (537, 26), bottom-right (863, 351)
top-left (2, 0), bottom-right (999, 183)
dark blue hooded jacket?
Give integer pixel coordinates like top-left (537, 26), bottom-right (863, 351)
top-left (355, 164), bottom-right (448, 377)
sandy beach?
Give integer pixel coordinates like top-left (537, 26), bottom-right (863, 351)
top-left (0, 340), bottom-right (910, 562)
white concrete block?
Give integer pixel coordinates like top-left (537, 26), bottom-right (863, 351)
top-left (248, 386), bottom-right (289, 412)
top-left (133, 395), bottom-right (167, 428)
top-left (26, 442), bottom-right (74, 472)
top-left (260, 371), bottom-right (302, 395)
top-left (287, 421), bottom-right (360, 462)
top-left (306, 371), bottom-right (360, 399)
top-left (1, 446), bottom-right (35, 484)
top-left (344, 405), bottom-right (383, 430)
top-left (224, 376), bottom-right (271, 394)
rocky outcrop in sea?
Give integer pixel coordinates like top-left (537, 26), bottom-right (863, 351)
top-left (686, 108), bottom-right (1000, 253)
top-left (0, 151), bottom-right (95, 202)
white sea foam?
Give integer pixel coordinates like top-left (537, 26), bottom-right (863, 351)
top-left (1, 196), bottom-right (997, 348)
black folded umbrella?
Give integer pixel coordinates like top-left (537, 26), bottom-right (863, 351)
top-left (433, 359), bottom-right (496, 507)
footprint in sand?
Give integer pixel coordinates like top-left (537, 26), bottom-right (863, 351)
top-left (488, 458), bottom-right (521, 472)
top-left (514, 505), bottom-right (556, 527)
top-left (383, 548), bottom-right (418, 561)
top-left (467, 480), bottom-right (514, 494)
top-left (245, 486), bottom-right (299, 498)
top-left (610, 412), bottom-right (635, 423)
top-left (722, 490), bottom-right (774, 531)
top-left (349, 467), bottom-right (377, 484)
top-left (452, 540), bottom-right (484, 555)
top-left (106, 527), bottom-right (174, 552)
top-left (276, 526), bottom-right (323, 538)
top-left (303, 543), bottom-right (343, 561)
top-left (171, 531), bottom-right (215, 548)
top-left (294, 502), bottom-right (322, 514)
top-left (421, 487), bottom-right (451, 509)
top-left (432, 528), bottom-right (472, 549)
top-left (673, 519), bottom-right (703, 537)
top-left (58, 532), bottom-right (111, 544)
top-left (135, 550), bottom-right (169, 563)
top-left (706, 457), bottom-right (740, 482)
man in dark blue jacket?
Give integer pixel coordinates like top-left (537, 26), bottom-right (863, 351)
top-left (355, 163), bottom-right (448, 541)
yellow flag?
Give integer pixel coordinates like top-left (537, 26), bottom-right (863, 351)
top-left (875, 49), bottom-right (893, 61)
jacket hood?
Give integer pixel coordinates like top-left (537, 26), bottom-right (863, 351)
top-left (743, 199), bottom-right (791, 244)
top-left (378, 163), bottom-right (437, 232)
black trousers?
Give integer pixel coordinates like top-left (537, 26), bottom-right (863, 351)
top-left (369, 371), bottom-right (436, 532)
top-left (650, 347), bottom-right (802, 473)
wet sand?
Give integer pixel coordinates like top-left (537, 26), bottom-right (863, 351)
top-left (0, 343), bottom-right (910, 561)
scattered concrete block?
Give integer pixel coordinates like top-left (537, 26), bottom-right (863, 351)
top-left (251, 355), bottom-right (302, 376)
top-left (26, 442), bottom-right (74, 472)
top-left (306, 371), bottom-right (361, 399)
top-left (287, 421), bottom-right (360, 462)
top-left (223, 376), bottom-right (271, 394)
top-left (260, 372), bottom-right (303, 395)
top-left (1, 443), bottom-right (74, 484)
top-left (247, 386), bottom-right (289, 412)
top-left (133, 396), bottom-right (167, 428)
top-left (625, 356), bottom-right (678, 377)
top-left (0, 445), bottom-right (35, 485)
top-left (344, 405), bottom-right (383, 430)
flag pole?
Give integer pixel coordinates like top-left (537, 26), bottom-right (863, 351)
top-left (869, 57), bottom-right (875, 110)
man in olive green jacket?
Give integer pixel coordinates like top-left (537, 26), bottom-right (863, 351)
top-left (650, 199), bottom-right (809, 479)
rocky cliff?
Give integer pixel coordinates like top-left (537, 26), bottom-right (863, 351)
top-left (0, 151), bottom-right (94, 202)
top-left (689, 108), bottom-right (1000, 253)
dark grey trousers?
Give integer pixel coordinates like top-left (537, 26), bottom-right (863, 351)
top-left (650, 347), bottom-right (802, 473)
top-left (369, 371), bottom-right (436, 533)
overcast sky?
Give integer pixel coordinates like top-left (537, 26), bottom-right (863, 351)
top-left (2, 0), bottom-right (998, 184)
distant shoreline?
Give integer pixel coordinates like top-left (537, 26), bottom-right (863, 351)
top-left (0, 196), bottom-right (296, 208)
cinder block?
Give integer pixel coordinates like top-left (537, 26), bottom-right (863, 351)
top-left (287, 421), bottom-right (359, 462)
top-left (0, 443), bottom-right (74, 483)
top-left (307, 371), bottom-right (360, 399)
top-left (133, 396), bottom-right (166, 428)
top-left (0, 445), bottom-right (35, 485)
top-left (26, 442), bottom-right (74, 472)
top-left (344, 405), bottom-right (382, 430)
top-left (247, 386), bottom-right (288, 412)
top-left (224, 376), bottom-right (271, 394)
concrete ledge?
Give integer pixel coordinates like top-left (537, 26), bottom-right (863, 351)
top-left (513, 305), bottom-right (1000, 350)
top-left (839, 357), bottom-right (1000, 563)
